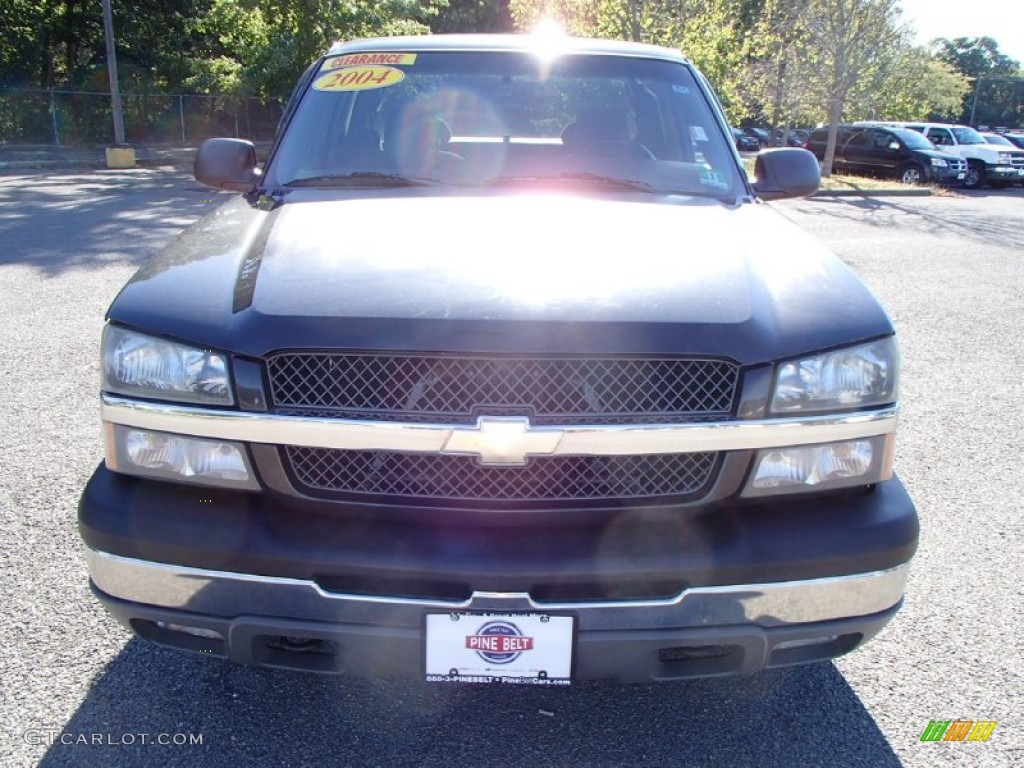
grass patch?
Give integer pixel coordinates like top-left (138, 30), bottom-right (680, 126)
top-left (741, 156), bottom-right (912, 192)
top-left (817, 175), bottom-right (908, 191)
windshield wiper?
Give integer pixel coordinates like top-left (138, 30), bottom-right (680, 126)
top-left (486, 172), bottom-right (655, 192)
top-left (283, 172), bottom-right (438, 188)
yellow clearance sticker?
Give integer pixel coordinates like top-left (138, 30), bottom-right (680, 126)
top-left (312, 66), bottom-right (406, 92)
top-left (321, 53), bottom-right (417, 71)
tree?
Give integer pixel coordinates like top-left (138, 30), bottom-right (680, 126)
top-left (243, 0), bottom-right (444, 99)
top-left (431, 0), bottom-right (514, 33)
top-left (0, 0), bottom-right (444, 98)
top-left (629, 0), bottom-right (751, 115)
top-left (931, 37), bottom-right (1022, 126)
top-left (0, 0), bottom-right (51, 86)
top-left (862, 47), bottom-right (969, 121)
top-left (508, 0), bottom-right (751, 117)
top-left (803, 0), bottom-right (906, 176)
top-left (739, 0), bottom-right (820, 137)
top-left (932, 36), bottom-right (1017, 79)
top-left (508, 0), bottom-right (601, 36)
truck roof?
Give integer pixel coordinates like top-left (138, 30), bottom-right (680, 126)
top-left (326, 34), bottom-right (689, 64)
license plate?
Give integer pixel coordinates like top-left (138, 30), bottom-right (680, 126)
top-left (957, 173), bottom-right (965, 180)
top-left (425, 612), bottom-right (573, 685)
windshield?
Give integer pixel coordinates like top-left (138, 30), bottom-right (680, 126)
top-left (896, 129), bottom-right (935, 150)
top-left (268, 50), bottom-right (743, 198)
top-left (983, 134), bottom-right (1013, 146)
top-left (952, 126), bottom-right (986, 145)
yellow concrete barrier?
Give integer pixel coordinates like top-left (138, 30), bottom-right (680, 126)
top-left (105, 147), bottom-right (136, 168)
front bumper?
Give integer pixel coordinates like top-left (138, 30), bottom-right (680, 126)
top-left (928, 166), bottom-right (966, 185)
top-left (80, 466), bottom-right (917, 681)
top-left (89, 552), bottom-right (906, 681)
top-left (986, 165), bottom-right (1024, 182)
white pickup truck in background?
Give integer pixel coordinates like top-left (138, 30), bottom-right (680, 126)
top-left (855, 121), bottom-right (1024, 189)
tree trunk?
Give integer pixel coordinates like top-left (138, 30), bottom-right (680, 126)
top-left (627, 0), bottom-right (643, 42)
top-left (769, 54), bottom-right (788, 144)
top-left (821, 98), bottom-right (844, 177)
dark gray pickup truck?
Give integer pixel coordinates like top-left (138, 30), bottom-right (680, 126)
top-left (79, 34), bottom-right (917, 684)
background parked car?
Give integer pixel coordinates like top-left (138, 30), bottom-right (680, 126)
top-left (1000, 133), bottom-right (1024, 149)
top-left (805, 125), bottom-right (966, 185)
top-left (855, 121), bottom-right (1024, 188)
top-left (775, 127), bottom-right (810, 147)
top-left (804, 125), bottom-right (857, 155)
top-left (980, 132), bottom-right (1015, 147)
top-left (740, 126), bottom-right (771, 148)
top-left (980, 133), bottom-right (1024, 185)
top-left (731, 127), bottom-right (761, 152)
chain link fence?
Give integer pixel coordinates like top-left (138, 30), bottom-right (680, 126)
top-left (0, 88), bottom-right (283, 145)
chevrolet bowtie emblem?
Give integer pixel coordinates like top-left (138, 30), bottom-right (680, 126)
top-left (442, 417), bottom-right (563, 466)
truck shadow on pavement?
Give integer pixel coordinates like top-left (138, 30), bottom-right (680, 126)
top-left (0, 170), bottom-right (229, 276)
top-left (797, 194), bottom-right (1023, 250)
top-left (40, 638), bottom-right (903, 768)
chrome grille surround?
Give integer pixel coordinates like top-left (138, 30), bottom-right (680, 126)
top-left (101, 394), bottom-right (901, 505)
top-left (947, 158), bottom-right (966, 173)
top-left (285, 447), bottom-right (718, 503)
top-left (266, 354), bottom-right (740, 425)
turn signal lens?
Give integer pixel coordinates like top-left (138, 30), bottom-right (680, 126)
top-left (743, 436), bottom-right (891, 497)
top-left (108, 425), bottom-right (257, 489)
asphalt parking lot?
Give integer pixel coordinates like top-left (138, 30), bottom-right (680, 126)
top-left (0, 170), bottom-right (1021, 767)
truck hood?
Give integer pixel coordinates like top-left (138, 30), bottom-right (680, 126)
top-left (958, 143), bottom-right (1024, 158)
top-left (109, 190), bottom-right (893, 364)
top-left (919, 148), bottom-right (963, 162)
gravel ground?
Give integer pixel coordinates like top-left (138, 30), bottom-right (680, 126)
top-left (0, 171), bottom-right (1021, 767)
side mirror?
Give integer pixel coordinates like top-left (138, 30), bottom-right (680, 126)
top-left (750, 147), bottom-right (820, 201)
top-left (194, 138), bottom-right (257, 191)
top-left (888, 141), bottom-right (901, 151)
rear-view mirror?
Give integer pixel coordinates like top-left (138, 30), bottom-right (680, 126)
top-left (194, 138), bottom-right (257, 191)
top-left (750, 148), bottom-right (821, 201)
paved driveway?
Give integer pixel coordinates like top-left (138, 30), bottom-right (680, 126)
top-left (1, 171), bottom-right (1020, 767)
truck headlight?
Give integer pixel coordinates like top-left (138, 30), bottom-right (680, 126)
top-left (770, 338), bottom-right (897, 414)
top-left (106, 425), bottom-right (258, 489)
top-left (998, 152), bottom-right (1013, 164)
top-left (929, 158), bottom-right (947, 167)
top-left (102, 325), bottom-right (233, 405)
top-left (742, 435), bottom-right (893, 497)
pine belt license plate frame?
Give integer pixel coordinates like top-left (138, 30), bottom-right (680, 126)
top-left (425, 612), bottom-right (575, 685)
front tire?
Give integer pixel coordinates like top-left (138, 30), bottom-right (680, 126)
top-left (898, 164), bottom-right (925, 185)
top-left (963, 162), bottom-right (985, 189)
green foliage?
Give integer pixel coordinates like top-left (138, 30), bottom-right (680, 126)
top-left (508, 0), bottom-right (601, 36)
top-left (786, 0), bottom-right (908, 175)
top-left (861, 48), bottom-right (969, 121)
top-left (735, 0), bottom-right (819, 127)
top-left (0, 0), bottom-right (48, 85)
top-left (509, 0), bottom-right (751, 117)
top-left (930, 37), bottom-right (1022, 125)
top-left (1, 0), bottom-right (443, 100)
top-left (932, 36), bottom-right (1018, 79)
top-left (431, 0), bottom-right (513, 32)
top-left (0, 0), bottom-right (1013, 143)
top-left (189, 0), bottom-right (446, 100)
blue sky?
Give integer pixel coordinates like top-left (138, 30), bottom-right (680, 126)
top-left (898, 0), bottom-right (1024, 65)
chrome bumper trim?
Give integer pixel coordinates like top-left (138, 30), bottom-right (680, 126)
top-left (87, 549), bottom-right (909, 632)
top-left (101, 394), bottom-right (898, 458)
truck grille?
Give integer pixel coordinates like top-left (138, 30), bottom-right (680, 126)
top-left (285, 447), bottom-right (718, 503)
top-left (267, 354), bottom-right (739, 425)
